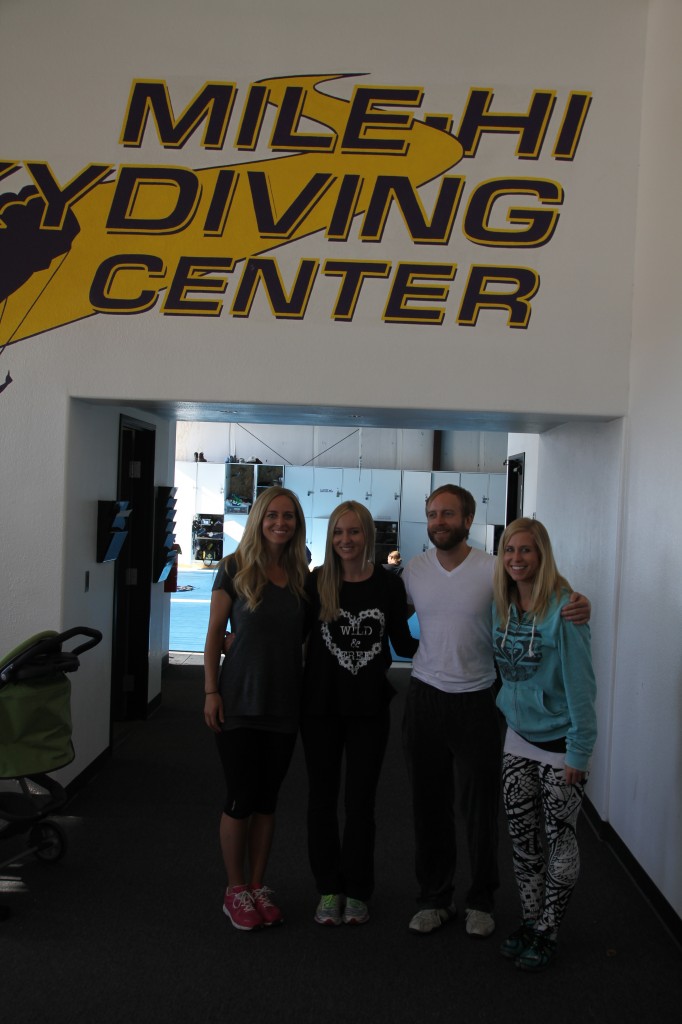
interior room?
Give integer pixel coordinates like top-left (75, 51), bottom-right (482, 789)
top-left (2, 1), bottom-right (681, 1017)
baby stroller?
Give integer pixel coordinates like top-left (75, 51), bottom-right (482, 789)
top-left (0, 627), bottom-right (102, 878)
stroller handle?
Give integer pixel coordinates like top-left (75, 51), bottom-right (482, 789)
top-left (54, 626), bottom-right (103, 657)
top-left (0, 627), bottom-right (103, 686)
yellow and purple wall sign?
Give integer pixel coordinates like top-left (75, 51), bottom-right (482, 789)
top-left (0, 74), bottom-right (591, 348)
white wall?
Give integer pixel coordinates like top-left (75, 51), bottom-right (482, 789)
top-left (440, 431), bottom-right (508, 475)
top-left (61, 402), bottom-right (121, 780)
top-left (175, 422), bottom-right (436, 470)
top-left (0, 384), bottom-right (174, 786)
top-left (524, 0), bottom-right (682, 919)
top-left (59, 400), bottom-right (175, 784)
top-left (609, 0), bottom-right (682, 915)
top-left (534, 420), bottom-right (625, 821)
top-left (0, 0), bottom-right (643, 420)
top-left (175, 422), bottom-right (508, 473)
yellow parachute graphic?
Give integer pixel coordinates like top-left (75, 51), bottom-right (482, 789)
top-left (0, 74), bottom-right (463, 347)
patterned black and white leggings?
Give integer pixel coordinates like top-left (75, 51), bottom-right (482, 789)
top-left (502, 752), bottom-right (586, 936)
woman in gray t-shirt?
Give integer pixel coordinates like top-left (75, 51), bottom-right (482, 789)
top-left (203, 485), bottom-right (309, 931)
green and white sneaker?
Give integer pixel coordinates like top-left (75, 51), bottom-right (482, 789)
top-left (315, 893), bottom-right (343, 926)
top-left (343, 898), bottom-right (369, 925)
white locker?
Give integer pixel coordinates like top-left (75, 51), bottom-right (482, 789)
top-left (223, 513), bottom-right (247, 555)
top-left (310, 517), bottom-right (330, 569)
top-left (313, 468), bottom-right (344, 517)
top-left (173, 461), bottom-right (199, 562)
top-left (468, 524), bottom-right (488, 551)
top-left (486, 473), bottom-right (507, 526)
top-left (341, 467), bottom-right (372, 506)
top-left (400, 471), bottom-right (432, 522)
top-left (195, 463), bottom-right (225, 514)
top-left (399, 520), bottom-right (431, 565)
top-left (431, 471), bottom-right (461, 492)
top-left (459, 472), bottom-right (489, 526)
top-left (284, 466), bottom-right (315, 517)
top-left (459, 472), bottom-right (506, 527)
top-left (303, 516), bottom-right (314, 553)
top-left (340, 468), bottom-right (401, 519)
top-left (368, 469), bottom-right (401, 519)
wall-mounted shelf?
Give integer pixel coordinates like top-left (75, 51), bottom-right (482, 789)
top-left (97, 500), bottom-right (131, 563)
top-left (153, 486), bottom-right (177, 583)
top-left (192, 513), bottom-right (224, 566)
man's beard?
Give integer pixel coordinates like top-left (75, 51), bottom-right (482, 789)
top-left (427, 524), bottom-right (469, 550)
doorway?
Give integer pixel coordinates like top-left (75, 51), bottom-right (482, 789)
top-left (111, 415), bottom-right (156, 722)
top-left (505, 453), bottom-right (525, 524)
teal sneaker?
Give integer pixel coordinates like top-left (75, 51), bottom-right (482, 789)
top-left (500, 920), bottom-right (536, 959)
top-left (515, 931), bottom-right (558, 972)
top-left (315, 893), bottom-right (343, 926)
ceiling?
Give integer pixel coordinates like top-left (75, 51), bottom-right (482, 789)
top-left (106, 398), bottom-right (614, 434)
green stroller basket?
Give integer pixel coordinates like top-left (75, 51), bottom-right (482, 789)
top-left (0, 627), bottom-right (102, 891)
top-left (0, 627), bottom-right (102, 778)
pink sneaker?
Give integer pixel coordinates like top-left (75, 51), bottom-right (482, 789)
top-left (251, 885), bottom-right (283, 926)
top-left (223, 885), bottom-right (263, 930)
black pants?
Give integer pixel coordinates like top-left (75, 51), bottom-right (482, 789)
top-left (300, 709), bottom-right (390, 902)
top-left (402, 678), bottom-right (501, 912)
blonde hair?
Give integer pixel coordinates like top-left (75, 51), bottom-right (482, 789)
top-left (493, 518), bottom-right (571, 624)
top-left (317, 501), bottom-right (375, 622)
top-left (227, 485), bottom-right (309, 611)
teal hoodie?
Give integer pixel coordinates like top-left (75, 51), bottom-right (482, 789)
top-left (492, 591), bottom-right (597, 772)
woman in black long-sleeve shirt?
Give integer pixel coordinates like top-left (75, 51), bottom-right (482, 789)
top-left (301, 501), bottom-right (418, 927)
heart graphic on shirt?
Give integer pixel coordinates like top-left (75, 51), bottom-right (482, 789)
top-left (320, 607), bottom-right (384, 676)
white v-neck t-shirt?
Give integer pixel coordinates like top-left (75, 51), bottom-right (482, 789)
top-left (403, 546), bottom-right (496, 693)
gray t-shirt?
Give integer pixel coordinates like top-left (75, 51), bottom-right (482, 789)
top-left (213, 558), bottom-right (307, 728)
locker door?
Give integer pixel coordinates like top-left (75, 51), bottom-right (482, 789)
top-left (174, 461), bottom-right (198, 562)
top-left (486, 473), bottom-right (507, 526)
top-left (196, 463), bottom-right (225, 514)
top-left (341, 467), bottom-right (372, 506)
top-left (459, 472), bottom-right (488, 526)
top-left (313, 468), bottom-right (344, 517)
top-left (468, 524), bottom-right (487, 551)
top-left (431, 471), bottom-right (460, 492)
top-left (369, 469), bottom-right (401, 519)
top-left (223, 513), bottom-right (247, 555)
top-left (284, 466), bottom-right (315, 517)
top-left (399, 520), bottom-right (431, 565)
top-left (310, 517), bottom-right (330, 569)
top-left (400, 471), bottom-right (431, 522)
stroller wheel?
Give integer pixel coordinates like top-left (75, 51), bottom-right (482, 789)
top-left (29, 820), bottom-right (68, 863)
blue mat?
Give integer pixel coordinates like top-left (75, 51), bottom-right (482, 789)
top-left (169, 569), bottom-right (217, 652)
top-left (170, 569), bottom-right (420, 659)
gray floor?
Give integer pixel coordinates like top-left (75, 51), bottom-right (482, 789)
top-left (2, 661), bottom-right (681, 1024)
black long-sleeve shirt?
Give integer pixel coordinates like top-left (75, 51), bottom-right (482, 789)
top-left (302, 564), bottom-right (418, 716)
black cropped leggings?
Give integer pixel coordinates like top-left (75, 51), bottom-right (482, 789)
top-left (215, 727), bottom-right (297, 819)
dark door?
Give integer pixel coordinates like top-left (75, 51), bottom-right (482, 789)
top-left (505, 453), bottom-right (525, 525)
top-left (111, 416), bottom-right (156, 722)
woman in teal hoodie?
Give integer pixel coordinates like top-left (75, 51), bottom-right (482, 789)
top-left (492, 518), bottom-right (597, 972)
